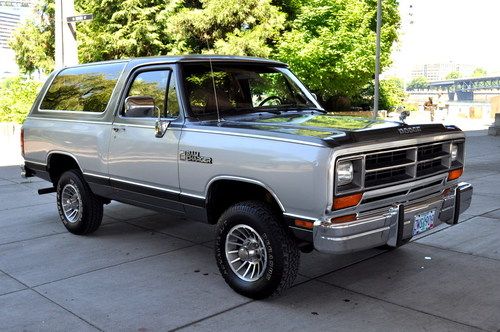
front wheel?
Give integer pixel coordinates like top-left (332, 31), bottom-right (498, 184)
top-left (56, 170), bottom-right (103, 235)
top-left (215, 201), bottom-right (300, 299)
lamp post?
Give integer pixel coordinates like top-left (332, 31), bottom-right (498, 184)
top-left (373, 0), bottom-right (382, 120)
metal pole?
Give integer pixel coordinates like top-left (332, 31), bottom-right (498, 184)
top-left (373, 0), bottom-right (382, 120)
top-left (55, 0), bottom-right (78, 69)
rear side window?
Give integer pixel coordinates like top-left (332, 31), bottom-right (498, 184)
top-left (40, 62), bottom-right (125, 113)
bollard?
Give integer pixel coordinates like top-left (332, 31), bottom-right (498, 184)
top-left (489, 114), bottom-right (500, 136)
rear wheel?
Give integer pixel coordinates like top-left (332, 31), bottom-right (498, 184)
top-left (56, 170), bottom-right (103, 235)
top-left (215, 201), bottom-right (299, 299)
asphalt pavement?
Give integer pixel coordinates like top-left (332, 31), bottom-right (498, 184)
top-left (0, 129), bottom-right (499, 331)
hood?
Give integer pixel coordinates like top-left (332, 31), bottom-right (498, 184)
top-left (209, 113), bottom-right (459, 146)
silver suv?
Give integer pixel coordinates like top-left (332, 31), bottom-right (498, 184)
top-left (21, 55), bottom-right (473, 298)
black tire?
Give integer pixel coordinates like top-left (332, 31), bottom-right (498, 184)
top-left (215, 201), bottom-right (300, 299)
top-left (377, 238), bottom-right (411, 251)
top-left (56, 169), bottom-right (103, 235)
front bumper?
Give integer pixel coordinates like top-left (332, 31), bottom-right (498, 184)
top-left (313, 182), bottom-right (473, 254)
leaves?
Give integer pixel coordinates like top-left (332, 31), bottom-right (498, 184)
top-left (0, 77), bottom-right (42, 123)
top-left (167, 0), bottom-right (286, 56)
top-left (446, 71), bottom-right (461, 80)
top-left (407, 76), bottom-right (429, 90)
top-left (9, 0), bottom-right (55, 76)
top-left (276, 0), bottom-right (399, 99)
top-left (8, 0), bottom-right (401, 108)
top-left (472, 67), bottom-right (487, 77)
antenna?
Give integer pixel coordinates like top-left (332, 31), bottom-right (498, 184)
top-left (205, 36), bottom-right (221, 124)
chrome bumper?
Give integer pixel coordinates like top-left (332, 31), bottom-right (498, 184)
top-left (313, 182), bottom-right (473, 254)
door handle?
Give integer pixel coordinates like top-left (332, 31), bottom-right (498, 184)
top-left (113, 127), bottom-right (125, 132)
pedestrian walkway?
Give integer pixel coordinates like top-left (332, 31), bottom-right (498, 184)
top-left (0, 130), bottom-right (498, 331)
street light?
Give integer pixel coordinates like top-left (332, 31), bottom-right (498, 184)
top-left (373, 0), bottom-right (382, 120)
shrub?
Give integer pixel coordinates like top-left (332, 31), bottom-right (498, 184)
top-left (0, 77), bottom-right (42, 123)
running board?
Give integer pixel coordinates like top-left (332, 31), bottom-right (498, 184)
top-left (38, 187), bottom-right (56, 195)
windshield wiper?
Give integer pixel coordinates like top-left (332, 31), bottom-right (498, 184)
top-left (280, 106), bottom-right (327, 114)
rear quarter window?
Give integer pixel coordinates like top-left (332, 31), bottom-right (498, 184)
top-left (40, 62), bottom-right (126, 113)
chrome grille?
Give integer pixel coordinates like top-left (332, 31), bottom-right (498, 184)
top-left (336, 140), bottom-right (464, 195)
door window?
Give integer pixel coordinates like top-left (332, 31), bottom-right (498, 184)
top-left (124, 69), bottom-right (179, 118)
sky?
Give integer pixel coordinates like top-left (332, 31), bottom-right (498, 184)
top-left (388, 0), bottom-right (500, 79)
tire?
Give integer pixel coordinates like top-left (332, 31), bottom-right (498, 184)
top-left (215, 201), bottom-right (300, 299)
top-left (377, 238), bottom-right (411, 251)
top-left (56, 169), bottom-right (103, 235)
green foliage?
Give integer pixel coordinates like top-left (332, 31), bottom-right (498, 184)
top-left (9, 0), bottom-right (55, 75)
top-left (379, 77), bottom-right (406, 110)
top-left (407, 76), bottom-right (429, 90)
top-left (472, 67), bottom-right (487, 77)
top-left (168, 0), bottom-right (286, 57)
top-left (350, 77), bottom-right (406, 111)
top-left (75, 0), bottom-right (175, 63)
top-left (446, 71), bottom-right (461, 79)
top-left (276, 0), bottom-right (400, 99)
top-left (8, 0), bottom-right (402, 114)
top-left (0, 77), bottom-right (42, 123)
top-left (271, 0), bottom-right (302, 19)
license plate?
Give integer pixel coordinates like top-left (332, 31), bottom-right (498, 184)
top-left (412, 209), bottom-right (436, 236)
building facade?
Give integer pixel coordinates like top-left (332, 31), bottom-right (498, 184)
top-left (411, 63), bottom-right (474, 81)
top-left (0, 1), bottom-right (33, 79)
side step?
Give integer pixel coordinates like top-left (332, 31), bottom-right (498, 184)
top-left (38, 187), bottom-right (56, 195)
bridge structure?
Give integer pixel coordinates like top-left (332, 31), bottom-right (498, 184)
top-left (408, 76), bottom-right (500, 101)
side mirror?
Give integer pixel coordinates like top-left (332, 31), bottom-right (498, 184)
top-left (311, 93), bottom-right (318, 101)
top-left (155, 119), bottom-right (170, 138)
top-left (124, 96), bottom-right (156, 117)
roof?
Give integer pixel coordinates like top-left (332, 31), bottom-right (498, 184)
top-left (65, 55), bottom-right (287, 69)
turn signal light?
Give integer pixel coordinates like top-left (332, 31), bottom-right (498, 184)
top-left (294, 219), bottom-right (314, 229)
top-left (333, 193), bottom-right (362, 210)
top-left (331, 214), bottom-right (357, 224)
top-left (448, 168), bottom-right (463, 181)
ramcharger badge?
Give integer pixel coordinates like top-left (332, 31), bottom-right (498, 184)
top-left (180, 150), bottom-right (213, 164)
top-left (398, 126), bottom-right (421, 134)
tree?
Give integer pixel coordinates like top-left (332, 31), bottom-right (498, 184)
top-left (380, 77), bottom-right (406, 110)
top-left (275, 0), bottom-right (400, 100)
top-left (9, 0), bottom-right (55, 75)
top-left (167, 0), bottom-right (286, 57)
top-left (0, 77), bottom-right (42, 123)
top-left (351, 77), bottom-right (406, 110)
top-left (407, 76), bottom-right (428, 90)
top-left (446, 71), bottom-right (461, 80)
top-left (75, 0), bottom-right (175, 63)
top-left (472, 67), bottom-right (487, 77)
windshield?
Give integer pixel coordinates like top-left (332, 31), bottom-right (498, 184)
top-left (182, 63), bottom-right (318, 118)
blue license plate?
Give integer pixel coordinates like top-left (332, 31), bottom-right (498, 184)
top-left (412, 210), bottom-right (436, 236)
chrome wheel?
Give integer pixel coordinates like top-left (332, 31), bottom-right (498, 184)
top-left (61, 183), bottom-right (82, 223)
top-left (225, 224), bottom-right (267, 282)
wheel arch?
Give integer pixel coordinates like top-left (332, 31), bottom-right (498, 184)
top-left (204, 176), bottom-right (285, 224)
top-left (46, 151), bottom-right (82, 184)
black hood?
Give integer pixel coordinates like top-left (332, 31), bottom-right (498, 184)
top-left (193, 112), bottom-right (461, 146)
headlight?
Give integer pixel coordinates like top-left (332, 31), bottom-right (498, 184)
top-left (336, 161), bottom-right (353, 186)
top-left (451, 144), bottom-right (458, 161)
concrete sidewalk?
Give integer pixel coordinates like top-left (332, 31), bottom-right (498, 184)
top-left (0, 130), bottom-right (499, 331)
